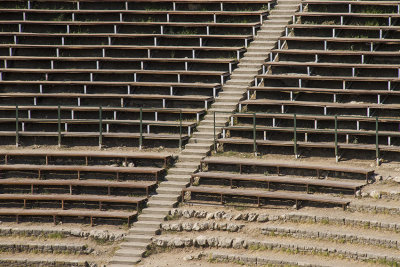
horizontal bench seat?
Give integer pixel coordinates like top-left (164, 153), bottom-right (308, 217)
top-left (218, 137), bottom-right (400, 154)
top-left (0, 208), bottom-right (136, 226)
top-left (0, 178), bottom-right (155, 197)
top-left (223, 125), bottom-right (400, 138)
top-left (0, 55), bottom-right (238, 64)
top-left (0, 131), bottom-right (190, 147)
top-left (0, 149), bottom-right (172, 167)
top-left (0, 9), bottom-right (268, 16)
top-left (271, 49), bottom-right (400, 57)
top-left (0, 164), bottom-right (163, 180)
top-left (248, 86), bottom-right (400, 98)
top-left (1, 118), bottom-right (197, 135)
top-left (182, 186), bottom-right (350, 209)
top-left (0, 93), bottom-right (214, 110)
top-left (0, 105), bottom-right (205, 122)
top-left (0, 193), bottom-right (145, 209)
top-left (287, 24), bottom-right (400, 31)
top-left (240, 99), bottom-right (400, 112)
top-left (263, 62), bottom-right (400, 71)
top-left (297, 12), bottom-right (400, 18)
top-left (231, 112), bottom-right (400, 122)
top-left (191, 172), bottom-right (366, 195)
top-left (1, 44), bottom-right (245, 51)
top-left (200, 157), bottom-right (374, 180)
top-left (303, 0), bottom-right (400, 6)
top-left (257, 74), bottom-right (400, 82)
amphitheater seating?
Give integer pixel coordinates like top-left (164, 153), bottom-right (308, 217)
top-left (220, 0), bottom-right (400, 161)
top-left (0, 150), bottom-right (172, 225)
top-left (200, 158), bottom-right (374, 181)
top-left (0, 0), bottom-right (275, 148)
top-left (183, 157), bottom-right (367, 209)
top-left (182, 186), bottom-right (350, 210)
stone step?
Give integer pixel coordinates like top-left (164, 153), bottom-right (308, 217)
top-left (120, 241), bottom-right (149, 250)
top-left (151, 193), bottom-right (180, 201)
top-left (157, 180), bottom-right (189, 189)
top-left (243, 52), bottom-right (269, 57)
top-left (174, 161), bottom-right (199, 168)
top-left (250, 41), bottom-right (275, 47)
top-left (108, 256), bottom-right (142, 265)
top-left (225, 79), bottom-right (252, 85)
top-left (263, 19), bottom-right (290, 25)
top-left (156, 187), bottom-right (184, 194)
top-left (239, 58), bottom-right (266, 64)
top-left (141, 207), bottom-right (171, 215)
top-left (134, 221), bottom-right (161, 228)
top-left (270, 10), bottom-right (297, 15)
top-left (187, 138), bottom-right (213, 145)
top-left (218, 92), bottom-right (245, 97)
top-left (215, 97), bottom-right (242, 102)
top-left (129, 226), bottom-right (160, 235)
top-left (147, 200), bottom-right (177, 208)
top-left (184, 143), bottom-right (212, 150)
top-left (181, 148), bottom-right (209, 155)
top-left (114, 248), bottom-right (146, 258)
top-left (168, 168), bottom-right (196, 175)
top-left (175, 154), bottom-right (205, 161)
top-left (268, 15), bottom-right (293, 20)
top-left (192, 132), bottom-right (216, 139)
top-left (124, 234), bottom-right (153, 243)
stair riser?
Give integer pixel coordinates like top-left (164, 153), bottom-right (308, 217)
top-left (115, 251), bottom-right (144, 258)
top-left (147, 202), bottom-right (177, 208)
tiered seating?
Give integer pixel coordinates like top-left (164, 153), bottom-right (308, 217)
top-left (220, 0), bottom-right (400, 161)
top-left (0, 0), bottom-right (275, 148)
top-left (0, 150), bottom-right (172, 225)
top-left (183, 157), bottom-right (370, 209)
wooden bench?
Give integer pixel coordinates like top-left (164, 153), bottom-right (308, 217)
top-left (0, 164), bottom-right (164, 182)
top-left (1, 118), bottom-right (197, 136)
top-left (218, 137), bottom-right (400, 158)
top-left (0, 208), bottom-right (136, 226)
top-left (271, 49), bottom-right (400, 64)
top-left (182, 186), bottom-right (350, 210)
top-left (0, 149), bottom-right (173, 168)
top-left (0, 178), bottom-right (156, 198)
top-left (0, 192), bottom-right (145, 209)
top-left (191, 172), bottom-right (366, 196)
top-left (222, 125), bottom-right (400, 147)
top-left (0, 105), bottom-right (205, 123)
top-left (0, 32), bottom-right (254, 49)
top-left (1, 44), bottom-right (246, 60)
top-left (239, 99), bottom-right (400, 117)
top-left (0, 93), bottom-right (214, 110)
top-left (200, 158), bottom-right (374, 182)
top-left (0, 9), bottom-right (269, 25)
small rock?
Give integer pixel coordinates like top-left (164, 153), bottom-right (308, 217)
top-left (183, 255), bottom-right (193, 261)
top-left (361, 192), bottom-right (369, 198)
top-left (192, 223), bottom-right (201, 231)
top-left (173, 238), bottom-right (184, 247)
top-left (182, 210), bottom-right (195, 218)
top-left (232, 238), bottom-right (244, 249)
top-left (206, 213), bottom-right (214, 220)
top-left (222, 214), bottom-right (233, 221)
top-left (161, 224), bottom-right (171, 231)
top-left (128, 162), bottom-right (135, 167)
top-left (195, 235), bottom-right (208, 246)
top-left (182, 238), bottom-right (193, 247)
top-left (170, 223), bottom-right (182, 231)
top-left (207, 237), bottom-right (218, 247)
top-left (219, 237), bottom-right (233, 248)
top-left (393, 177), bottom-right (400, 183)
top-left (370, 191), bottom-right (381, 199)
top-left (233, 214), bottom-right (242, 220)
top-left (257, 214), bottom-right (269, 222)
top-left (227, 223), bottom-right (239, 232)
top-left (214, 211), bottom-right (225, 219)
top-left (376, 175), bottom-right (383, 181)
top-left (182, 222), bottom-right (192, 231)
top-left (247, 213), bottom-right (258, 222)
top-left (355, 190), bottom-right (362, 197)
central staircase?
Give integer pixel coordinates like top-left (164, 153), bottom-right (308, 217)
top-left (108, 0), bottom-right (302, 265)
